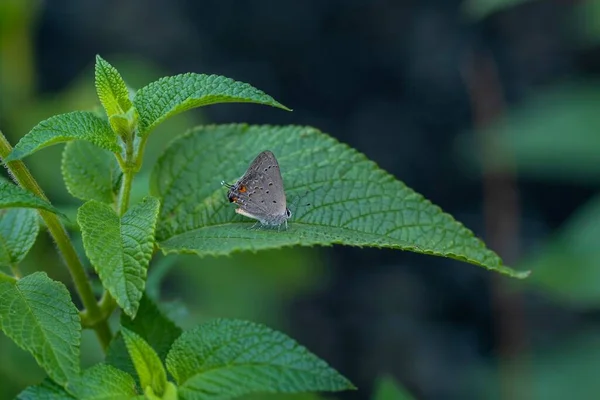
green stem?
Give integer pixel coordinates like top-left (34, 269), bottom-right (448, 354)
top-left (0, 130), bottom-right (112, 349)
top-left (118, 169), bottom-right (134, 216)
top-left (9, 262), bottom-right (22, 279)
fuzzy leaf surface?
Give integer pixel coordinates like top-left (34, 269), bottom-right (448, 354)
top-left (17, 379), bottom-right (75, 400)
top-left (133, 74), bottom-right (290, 136)
top-left (0, 272), bottom-right (80, 385)
top-left (77, 197), bottom-right (160, 317)
top-left (61, 140), bottom-right (120, 203)
top-left (121, 328), bottom-right (167, 397)
top-left (166, 319), bottom-right (353, 399)
top-left (151, 124), bottom-right (528, 278)
top-left (0, 208), bottom-right (39, 267)
top-left (67, 364), bottom-right (138, 400)
top-left (95, 55), bottom-right (133, 118)
top-left (5, 111), bottom-right (120, 161)
top-left (0, 181), bottom-right (65, 217)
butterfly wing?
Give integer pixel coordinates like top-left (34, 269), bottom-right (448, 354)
top-left (228, 151), bottom-right (288, 221)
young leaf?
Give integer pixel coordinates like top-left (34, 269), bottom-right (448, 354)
top-left (133, 74), bottom-right (290, 136)
top-left (121, 327), bottom-right (168, 397)
top-left (67, 364), bottom-right (138, 399)
top-left (61, 140), bottom-right (120, 203)
top-left (166, 319), bottom-right (354, 398)
top-left (77, 197), bottom-right (160, 317)
top-left (0, 272), bottom-right (81, 385)
top-left (0, 181), bottom-right (66, 217)
top-left (95, 55), bottom-right (133, 118)
top-left (5, 111), bottom-right (120, 161)
top-left (151, 124), bottom-right (529, 279)
top-left (17, 379), bottom-right (75, 400)
top-left (0, 208), bottom-right (39, 267)
top-left (106, 295), bottom-right (183, 378)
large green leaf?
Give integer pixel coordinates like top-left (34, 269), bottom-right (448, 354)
top-left (133, 74), bottom-right (290, 136)
top-left (77, 197), bottom-right (160, 317)
top-left (106, 295), bottom-right (183, 379)
top-left (121, 328), bottom-right (168, 397)
top-left (166, 319), bottom-right (354, 399)
top-left (0, 208), bottom-right (39, 267)
top-left (95, 55), bottom-right (133, 118)
top-left (61, 140), bottom-right (120, 203)
top-left (0, 181), bottom-right (65, 217)
top-left (151, 124), bottom-right (528, 278)
top-left (5, 111), bottom-right (120, 161)
top-left (17, 379), bottom-right (75, 400)
top-left (67, 364), bottom-right (138, 399)
top-left (0, 272), bottom-right (80, 385)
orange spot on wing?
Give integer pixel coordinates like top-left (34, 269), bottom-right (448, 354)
top-left (238, 185), bottom-right (247, 193)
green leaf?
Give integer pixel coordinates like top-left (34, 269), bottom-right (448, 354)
top-left (133, 74), bottom-right (290, 136)
top-left (0, 208), bottom-right (39, 267)
top-left (121, 327), bottom-right (168, 397)
top-left (0, 272), bottom-right (80, 385)
top-left (166, 319), bottom-right (354, 399)
top-left (61, 140), bottom-right (120, 203)
top-left (77, 197), bottom-right (160, 317)
top-left (95, 55), bottom-right (133, 118)
top-left (151, 124), bottom-right (528, 279)
top-left (459, 81), bottom-right (600, 184)
top-left (525, 193), bottom-right (600, 308)
top-left (462, 0), bottom-right (534, 20)
top-left (0, 181), bottom-right (66, 217)
top-left (17, 379), bottom-right (75, 400)
top-left (372, 375), bottom-right (415, 400)
top-left (5, 111), bottom-right (120, 161)
top-left (106, 295), bottom-right (183, 379)
top-left (67, 364), bottom-right (138, 400)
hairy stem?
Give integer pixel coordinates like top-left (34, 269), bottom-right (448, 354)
top-left (0, 130), bottom-right (112, 349)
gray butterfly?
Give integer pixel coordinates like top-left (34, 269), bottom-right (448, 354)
top-left (222, 150), bottom-right (292, 229)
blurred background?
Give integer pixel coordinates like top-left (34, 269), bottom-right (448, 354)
top-left (1, 0), bottom-right (600, 399)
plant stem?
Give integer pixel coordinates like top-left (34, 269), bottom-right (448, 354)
top-left (9, 262), bottom-right (22, 279)
top-left (0, 130), bottom-right (112, 349)
top-left (118, 169), bottom-right (134, 216)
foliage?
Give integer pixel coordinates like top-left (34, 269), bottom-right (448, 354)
top-left (0, 55), bottom-right (525, 398)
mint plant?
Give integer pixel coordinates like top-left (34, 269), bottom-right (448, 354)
top-left (0, 55), bottom-right (529, 399)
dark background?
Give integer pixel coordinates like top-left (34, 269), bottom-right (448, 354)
top-left (2, 0), bottom-right (600, 399)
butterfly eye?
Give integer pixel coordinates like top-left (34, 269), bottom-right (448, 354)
top-left (286, 208), bottom-right (292, 218)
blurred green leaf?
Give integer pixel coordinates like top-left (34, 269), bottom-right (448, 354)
top-left (61, 140), bottom-right (120, 203)
top-left (77, 197), bottom-right (160, 317)
top-left (572, 0), bottom-right (600, 48)
top-left (16, 379), bottom-right (74, 400)
top-left (133, 74), bottom-right (290, 136)
top-left (460, 81), bottom-right (600, 184)
top-left (166, 319), bottom-right (354, 399)
top-left (67, 364), bottom-right (138, 399)
top-left (0, 181), bottom-right (65, 217)
top-left (470, 329), bottom-right (600, 399)
top-left (372, 375), bottom-right (415, 400)
top-left (152, 124), bottom-right (527, 278)
top-left (0, 272), bottom-right (80, 385)
top-left (0, 208), bottom-right (39, 267)
top-left (462, 0), bottom-right (536, 20)
top-left (106, 295), bottom-right (183, 380)
top-left (525, 193), bottom-right (600, 307)
top-left (5, 111), bottom-right (120, 161)
top-left (94, 55), bottom-right (133, 119)
top-left (121, 328), bottom-right (167, 397)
